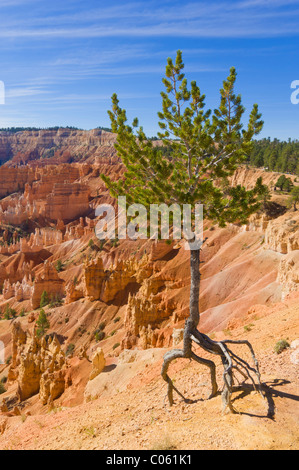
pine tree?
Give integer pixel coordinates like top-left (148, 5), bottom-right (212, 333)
top-left (289, 186), bottom-right (299, 211)
top-left (275, 175), bottom-right (288, 191)
top-left (255, 177), bottom-right (271, 205)
top-left (36, 308), bottom-right (50, 338)
top-left (282, 178), bottom-right (294, 193)
top-left (102, 51), bottom-right (266, 412)
top-left (246, 138), bottom-right (299, 174)
top-left (40, 290), bottom-right (49, 308)
top-left (56, 259), bottom-right (63, 272)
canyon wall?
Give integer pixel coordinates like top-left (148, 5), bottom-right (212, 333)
top-left (0, 128), bottom-right (117, 165)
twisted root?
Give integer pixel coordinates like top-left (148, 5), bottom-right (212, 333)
top-left (161, 325), bottom-right (263, 413)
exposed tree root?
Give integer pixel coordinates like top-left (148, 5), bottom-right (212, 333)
top-left (161, 321), bottom-right (263, 413)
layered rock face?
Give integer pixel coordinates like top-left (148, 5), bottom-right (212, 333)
top-left (123, 274), bottom-right (179, 349)
top-left (45, 181), bottom-right (90, 222)
top-left (65, 281), bottom-right (84, 304)
top-left (31, 260), bottom-right (65, 309)
top-left (83, 256), bottom-right (107, 301)
top-left (0, 163), bottom-right (89, 199)
top-left (0, 216), bottom-right (97, 303)
top-left (0, 128), bottom-right (117, 165)
top-left (230, 166), bottom-right (297, 189)
top-left (0, 219), bottom-right (94, 256)
top-left (0, 166), bottom-right (36, 198)
top-left (0, 174), bottom-right (91, 224)
top-left (264, 213), bottom-right (299, 254)
top-left (8, 322), bottom-right (67, 404)
top-left (278, 251), bottom-right (299, 298)
top-left (0, 246), bottom-right (52, 288)
top-left (29, 227), bottom-right (63, 247)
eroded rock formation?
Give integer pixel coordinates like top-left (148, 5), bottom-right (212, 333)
top-left (0, 178), bottom-right (91, 224)
top-left (31, 260), bottom-right (65, 309)
top-left (278, 251), bottom-right (299, 298)
top-left (89, 348), bottom-right (105, 381)
top-left (8, 321), bottom-right (68, 405)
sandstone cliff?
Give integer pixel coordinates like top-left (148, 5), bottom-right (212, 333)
top-left (7, 321), bottom-right (67, 405)
top-left (0, 128), bottom-right (117, 165)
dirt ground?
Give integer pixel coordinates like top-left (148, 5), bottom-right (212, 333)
top-left (0, 292), bottom-right (298, 450)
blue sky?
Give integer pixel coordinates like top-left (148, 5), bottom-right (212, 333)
top-left (0, 0), bottom-right (299, 139)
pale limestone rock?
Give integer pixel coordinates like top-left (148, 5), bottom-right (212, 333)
top-left (39, 369), bottom-right (66, 405)
top-left (278, 251), bottom-right (299, 299)
top-left (265, 213), bottom-right (299, 254)
top-left (290, 339), bottom-right (299, 349)
top-left (172, 328), bottom-right (184, 346)
top-left (290, 338), bottom-right (299, 365)
top-left (8, 322), bottom-right (67, 404)
top-left (118, 349), bottom-right (139, 364)
top-left (89, 348), bottom-right (106, 381)
top-left (290, 349), bottom-right (299, 365)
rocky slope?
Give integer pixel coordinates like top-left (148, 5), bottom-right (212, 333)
top-left (0, 291), bottom-right (298, 450)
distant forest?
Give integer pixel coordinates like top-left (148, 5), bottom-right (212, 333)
top-left (151, 137), bottom-right (299, 176)
top-left (0, 126), bottom-right (81, 133)
top-left (247, 138), bottom-right (299, 175)
top-left (0, 126), bottom-right (113, 134)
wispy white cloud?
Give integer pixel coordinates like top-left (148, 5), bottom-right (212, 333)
top-left (0, 0), bottom-right (298, 136)
top-left (12, 0), bottom-right (299, 26)
top-left (46, 63), bottom-right (226, 79)
top-left (27, 92), bottom-right (157, 103)
top-left (237, 0), bottom-right (299, 8)
top-left (0, 22), bottom-right (298, 40)
top-left (0, 0), bottom-right (298, 40)
top-left (6, 86), bottom-right (51, 98)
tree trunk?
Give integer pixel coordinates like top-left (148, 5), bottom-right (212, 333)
top-left (189, 247), bottom-right (200, 328)
top-left (182, 246), bottom-right (201, 358)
